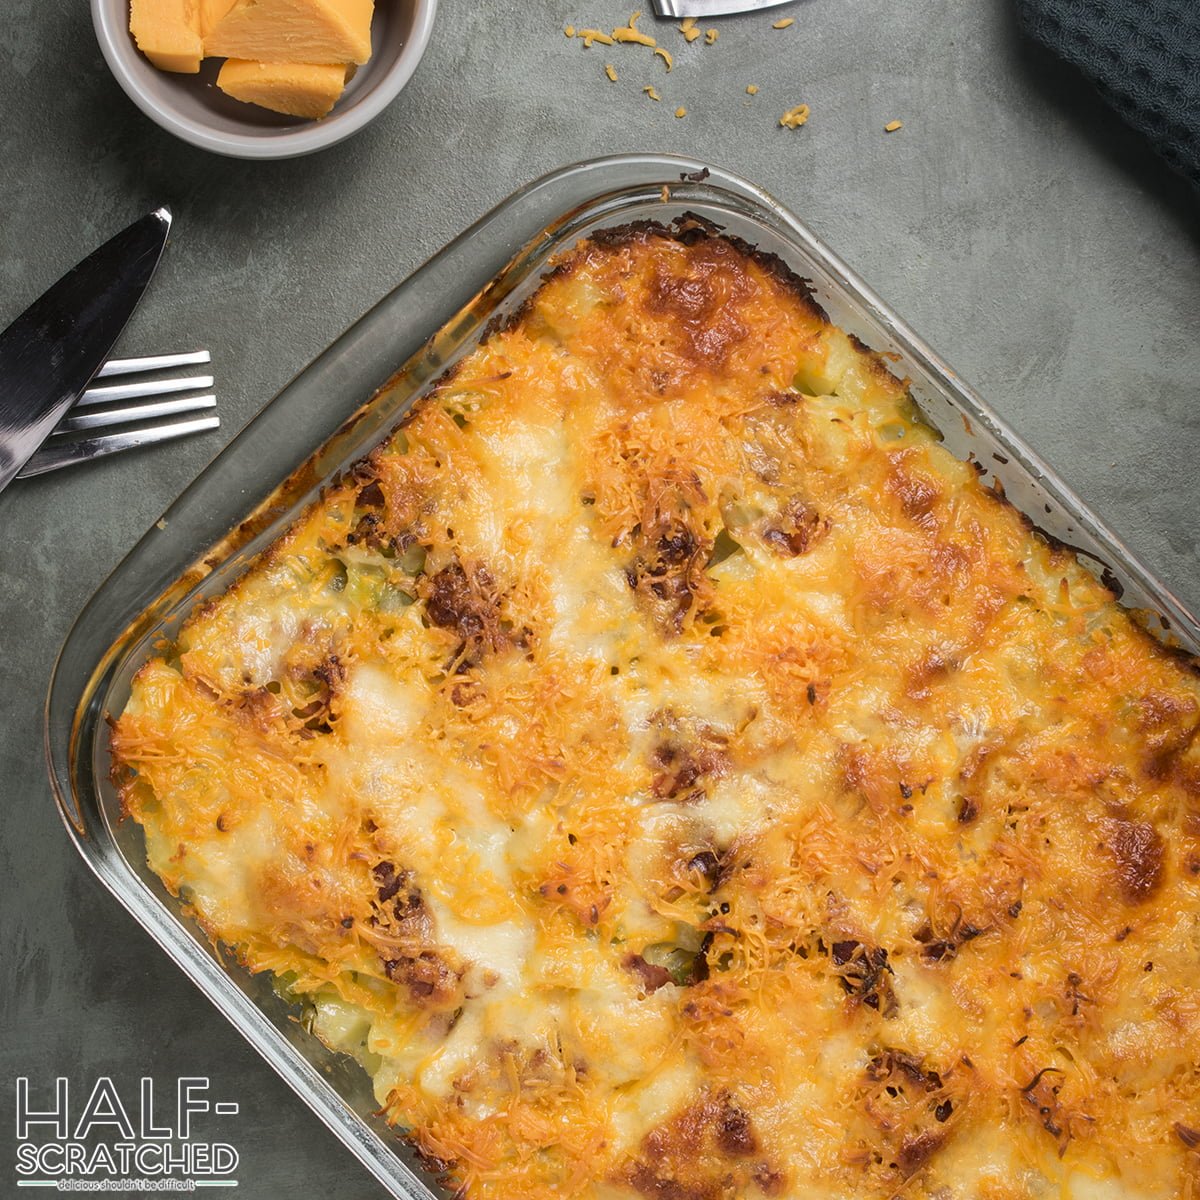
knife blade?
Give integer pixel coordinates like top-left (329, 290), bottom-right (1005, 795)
top-left (650, 0), bottom-right (793, 17)
top-left (0, 207), bottom-right (171, 496)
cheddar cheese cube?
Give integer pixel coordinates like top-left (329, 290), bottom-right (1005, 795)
top-left (216, 58), bottom-right (349, 119)
top-left (204, 0), bottom-right (375, 66)
top-left (129, 0), bottom-right (203, 74)
top-left (197, 0), bottom-right (238, 38)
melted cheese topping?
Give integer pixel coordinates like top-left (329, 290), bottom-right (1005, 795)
top-left (112, 223), bottom-right (1200, 1200)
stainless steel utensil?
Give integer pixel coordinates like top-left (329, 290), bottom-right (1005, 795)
top-left (0, 209), bottom-right (171, 496)
top-left (18, 350), bottom-right (219, 478)
top-left (650, 0), bottom-right (794, 17)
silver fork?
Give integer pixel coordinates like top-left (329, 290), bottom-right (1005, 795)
top-left (17, 350), bottom-right (219, 478)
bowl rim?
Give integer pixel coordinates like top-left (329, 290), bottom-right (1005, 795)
top-left (91, 0), bottom-right (437, 160)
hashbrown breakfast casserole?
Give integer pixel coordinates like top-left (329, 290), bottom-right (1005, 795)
top-left (112, 220), bottom-right (1200, 1199)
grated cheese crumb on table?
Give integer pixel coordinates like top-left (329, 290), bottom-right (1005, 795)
top-left (613, 11), bottom-right (656, 48)
top-left (780, 102), bottom-right (810, 128)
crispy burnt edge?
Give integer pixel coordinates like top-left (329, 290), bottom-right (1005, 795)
top-left (1006, 506), bottom-right (1200, 677)
top-left (483, 212), bottom-right (837, 345)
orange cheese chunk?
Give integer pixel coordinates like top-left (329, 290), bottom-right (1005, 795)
top-left (204, 0), bottom-right (375, 66)
top-left (198, 0), bottom-right (238, 38)
top-left (129, 0), bottom-right (203, 73)
top-left (217, 59), bottom-right (348, 118)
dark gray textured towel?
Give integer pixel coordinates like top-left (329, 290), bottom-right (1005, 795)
top-left (1015, 0), bottom-right (1200, 188)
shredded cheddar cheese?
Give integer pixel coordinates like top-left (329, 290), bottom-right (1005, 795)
top-left (577, 27), bottom-right (614, 47)
top-left (114, 222), bottom-right (1200, 1200)
top-left (884, 119), bottom-right (903, 132)
top-left (772, 17), bottom-right (795, 29)
top-left (747, 84), bottom-right (759, 95)
top-left (604, 63), bottom-right (618, 83)
top-left (705, 28), bottom-right (718, 45)
top-left (780, 102), bottom-right (810, 128)
top-left (679, 17), bottom-right (700, 43)
top-left (674, 106), bottom-right (686, 118)
top-left (654, 46), bottom-right (673, 71)
top-left (613, 11), bottom-right (656, 48)
top-left (643, 85), bottom-right (660, 102)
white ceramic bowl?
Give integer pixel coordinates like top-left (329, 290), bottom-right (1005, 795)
top-left (92, 0), bottom-right (437, 159)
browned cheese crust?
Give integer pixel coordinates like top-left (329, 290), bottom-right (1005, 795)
top-left (112, 222), bottom-right (1200, 1200)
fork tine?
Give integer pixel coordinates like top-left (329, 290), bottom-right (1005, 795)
top-left (53, 394), bottom-right (217, 434)
top-left (17, 415), bottom-right (222, 479)
top-left (96, 350), bottom-right (211, 378)
top-left (18, 348), bottom-right (219, 479)
top-left (76, 374), bottom-right (215, 406)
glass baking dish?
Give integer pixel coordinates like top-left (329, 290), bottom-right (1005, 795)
top-left (45, 153), bottom-right (1200, 1200)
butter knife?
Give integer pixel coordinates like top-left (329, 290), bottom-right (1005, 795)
top-left (0, 207), bottom-right (171, 497)
top-left (650, 0), bottom-right (794, 16)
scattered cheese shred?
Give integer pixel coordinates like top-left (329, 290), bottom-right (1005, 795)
top-left (780, 102), bottom-right (810, 129)
top-left (746, 84), bottom-right (758, 95)
top-left (654, 46), bottom-right (673, 71)
top-left (643, 85), bottom-right (661, 101)
top-left (884, 119), bottom-right (904, 132)
top-left (679, 17), bottom-right (700, 42)
top-left (613, 11), bottom-right (656, 47)
top-left (705, 28), bottom-right (718, 44)
top-left (675, 106), bottom-right (686, 118)
top-left (605, 63), bottom-right (618, 82)
top-left (578, 28), bottom-right (615, 47)
top-left (565, 24), bottom-right (575, 37)
top-left (772, 17), bottom-right (795, 29)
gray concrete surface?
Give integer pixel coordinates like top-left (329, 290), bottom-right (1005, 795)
top-left (2, 1), bottom-right (1198, 1196)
